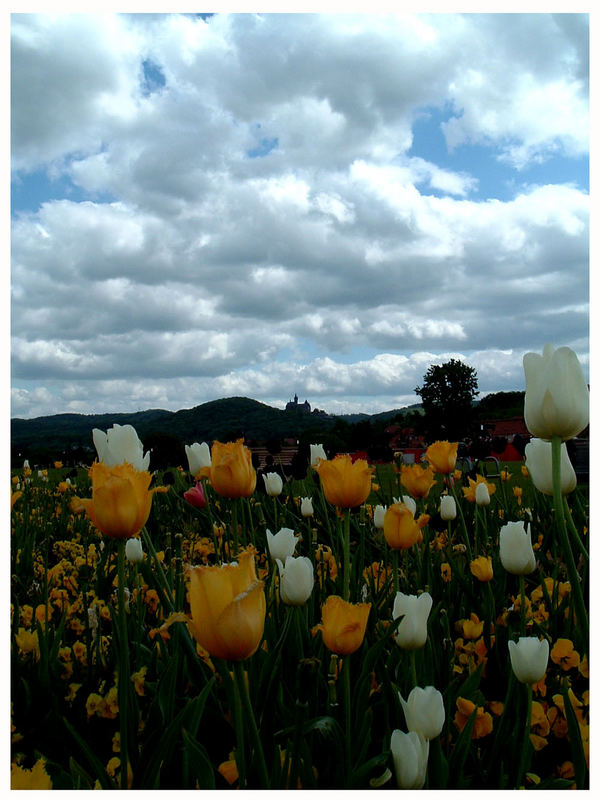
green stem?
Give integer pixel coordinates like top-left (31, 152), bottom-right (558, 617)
top-left (215, 660), bottom-right (246, 788)
top-left (233, 661), bottom-right (270, 788)
top-left (343, 511), bottom-right (351, 602)
top-left (409, 650), bottom-right (418, 689)
top-left (342, 654), bottom-right (352, 785)
top-left (449, 480), bottom-right (473, 562)
top-left (391, 549), bottom-right (399, 596)
top-left (515, 683), bottom-right (533, 788)
top-left (231, 500), bottom-right (239, 557)
top-left (519, 575), bottom-right (527, 636)
top-left (551, 437), bottom-right (588, 643)
top-left (116, 539), bottom-right (130, 789)
top-left (563, 497), bottom-right (589, 562)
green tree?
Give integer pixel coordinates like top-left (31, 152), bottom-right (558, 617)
top-left (415, 358), bottom-right (479, 442)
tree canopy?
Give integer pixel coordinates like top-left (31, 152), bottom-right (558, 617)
top-left (415, 358), bottom-right (479, 442)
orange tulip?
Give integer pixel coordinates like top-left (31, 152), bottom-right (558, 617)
top-left (315, 454), bottom-right (372, 508)
top-left (425, 441), bottom-right (458, 474)
top-left (188, 550), bottom-right (266, 661)
top-left (73, 461), bottom-right (166, 539)
top-left (313, 595), bottom-right (370, 655)
top-left (383, 503), bottom-right (421, 550)
top-left (470, 556), bottom-right (494, 582)
top-left (203, 439), bottom-right (256, 498)
top-left (400, 464), bottom-right (436, 499)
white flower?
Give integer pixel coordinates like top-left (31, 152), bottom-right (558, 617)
top-left (263, 472), bottom-right (283, 496)
top-left (499, 521), bottom-right (536, 575)
top-left (390, 729), bottom-right (429, 789)
top-left (523, 343), bottom-right (589, 441)
top-left (439, 495), bottom-right (456, 521)
top-left (185, 442), bottom-right (211, 478)
top-left (525, 438), bottom-right (576, 496)
top-left (300, 497), bottom-right (314, 517)
top-left (394, 495), bottom-right (416, 516)
top-left (399, 686), bottom-right (445, 741)
top-left (266, 527), bottom-right (299, 561)
top-left (310, 443), bottom-right (327, 467)
top-left (508, 637), bottom-right (549, 685)
top-left (392, 592), bottom-right (433, 650)
top-left (475, 482), bottom-right (490, 506)
top-left (92, 424), bottom-right (150, 471)
top-left (276, 556), bottom-right (314, 605)
top-left (373, 504), bottom-right (387, 530)
top-left (23, 460), bottom-right (30, 469)
top-left (125, 537), bottom-right (144, 563)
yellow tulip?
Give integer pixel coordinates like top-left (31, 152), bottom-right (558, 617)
top-left (315, 454), bottom-right (372, 508)
top-left (425, 441), bottom-right (458, 474)
top-left (11, 759), bottom-right (52, 790)
top-left (73, 461), bottom-right (166, 539)
top-left (470, 556), bottom-right (494, 582)
top-left (203, 439), bottom-right (256, 498)
top-left (188, 550), bottom-right (266, 661)
top-left (462, 474), bottom-right (496, 503)
top-left (313, 595), bottom-right (370, 655)
top-left (383, 503), bottom-right (421, 550)
top-left (400, 464), bottom-right (436, 499)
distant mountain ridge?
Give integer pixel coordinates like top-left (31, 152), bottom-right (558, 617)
top-left (11, 396), bottom-right (414, 459)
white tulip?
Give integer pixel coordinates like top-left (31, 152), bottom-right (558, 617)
top-left (523, 343), bottom-right (589, 441)
top-left (393, 592), bottom-right (433, 650)
top-left (373, 504), bottom-right (387, 530)
top-left (125, 537), bottom-right (144, 564)
top-left (92, 424), bottom-right (150, 471)
top-left (263, 472), bottom-right (283, 497)
top-left (439, 495), bottom-right (456, 521)
top-left (300, 497), bottom-right (314, 517)
top-left (525, 438), bottom-right (576, 496)
top-left (508, 637), bottom-right (549, 685)
top-left (266, 527), bottom-right (299, 561)
top-left (310, 444), bottom-right (327, 467)
top-left (393, 496), bottom-right (416, 517)
top-left (276, 556), bottom-right (314, 605)
top-left (390, 729), bottom-right (429, 789)
top-left (23, 460), bottom-right (30, 470)
top-left (499, 521), bottom-right (536, 575)
top-left (185, 442), bottom-right (211, 478)
top-left (475, 482), bottom-right (490, 506)
top-left (399, 686), bottom-right (445, 740)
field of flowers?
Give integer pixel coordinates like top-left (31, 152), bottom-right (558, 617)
top-left (10, 344), bottom-right (589, 790)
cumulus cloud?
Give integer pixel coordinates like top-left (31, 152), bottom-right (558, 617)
top-left (11, 12), bottom-right (589, 419)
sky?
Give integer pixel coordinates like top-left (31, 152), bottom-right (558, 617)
top-left (9, 9), bottom-right (590, 420)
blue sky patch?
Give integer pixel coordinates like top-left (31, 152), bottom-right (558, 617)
top-left (247, 136), bottom-right (279, 159)
top-left (141, 59), bottom-right (166, 97)
top-left (11, 170), bottom-right (114, 215)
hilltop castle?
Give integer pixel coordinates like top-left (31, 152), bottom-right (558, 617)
top-left (285, 393), bottom-right (311, 413)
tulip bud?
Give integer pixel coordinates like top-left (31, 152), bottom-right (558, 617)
top-left (523, 343), bottom-right (589, 441)
top-left (384, 503), bottom-right (420, 550)
top-left (310, 444), bottom-right (327, 467)
top-left (125, 537), bottom-right (144, 564)
top-left (263, 472), bottom-right (283, 497)
top-left (23, 460), bottom-right (30, 469)
top-left (499, 521), bottom-right (536, 575)
top-left (184, 482), bottom-right (206, 509)
top-left (475, 482), bottom-right (490, 506)
top-left (508, 637), bottom-right (549, 684)
top-left (524, 438), bottom-right (576, 496)
top-left (373, 504), bottom-right (387, 530)
top-left (276, 556), bottom-right (314, 605)
top-left (470, 556), bottom-right (493, 582)
top-left (266, 527), bottom-right (299, 561)
top-left (185, 442), bottom-right (211, 479)
top-left (300, 496), bottom-right (314, 517)
top-left (390, 729), bottom-right (429, 789)
top-left (399, 686), bottom-right (445, 740)
top-left (92, 424), bottom-right (150, 471)
top-left (392, 591), bottom-right (433, 650)
top-left (439, 495), bottom-right (456, 521)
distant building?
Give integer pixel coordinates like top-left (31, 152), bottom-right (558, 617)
top-left (286, 393), bottom-right (311, 413)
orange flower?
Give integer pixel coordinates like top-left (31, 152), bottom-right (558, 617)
top-left (72, 461), bottom-right (166, 539)
top-left (188, 551), bottom-right (266, 661)
top-left (441, 563), bottom-right (452, 583)
top-left (203, 439), bottom-right (256, 498)
top-left (425, 441), bottom-right (458, 474)
top-left (11, 759), bottom-right (52, 790)
top-left (313, 595), bottom-right (370, 655)
top-left (454, 697), bottom-right (493, 739)
top-left (400, 464), bottom-right (436, 499)
top-left (315, 454), bottom-right (372, 508)
top-left (550, 638), bottom-right (580, 671)
top-left (462, 474), bottom-right (496, 503)
top-left (513, 486), bottom-right (523, 506)
top-left (470, 556), bottom-right (494, 582)
top-left (383, 503), bottom-right (420, 550)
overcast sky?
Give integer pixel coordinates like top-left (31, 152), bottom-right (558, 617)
top-left (10, 10), bottom-right (589, 420)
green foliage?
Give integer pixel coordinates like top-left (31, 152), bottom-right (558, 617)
top-left (415, 359), bottom-right (479, 441)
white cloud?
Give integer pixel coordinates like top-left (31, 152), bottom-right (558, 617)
top-left (10, 12), bottom-right (589, 419)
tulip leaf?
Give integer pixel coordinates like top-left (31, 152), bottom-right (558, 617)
top-left (560, 684), bottom-right (587, 789)
top-left (62, 717), bottom-right (113, 789)
top-left (181, 729), bottom-right (216, 789)
top-left (447, 709), bottom-right (477, 788)
top-left (349, 751), bottom-right (389, 788)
